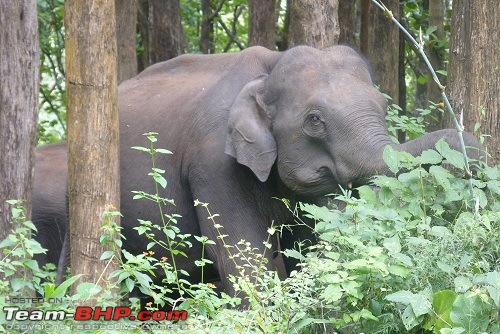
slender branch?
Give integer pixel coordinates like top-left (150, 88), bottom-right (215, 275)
top-left (219, 18), bottom-right (245, 50)
top-left (208, 0), bottom-right (226, 21)
top-left (371, 0), bottom-right (475, 201)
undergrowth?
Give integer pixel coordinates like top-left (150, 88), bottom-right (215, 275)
top-left (1, 129), bottom-right (498, 333)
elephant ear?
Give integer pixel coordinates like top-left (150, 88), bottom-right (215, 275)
top-left (225, 75), bottom-right (277, 182)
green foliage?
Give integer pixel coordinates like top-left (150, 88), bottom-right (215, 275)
top-left (385, 92), bottom-right (445, 143)
top-left (180, 0), bottom-right (249, 54)
top-left (401, 0), bottom-right (451, 111)
top-left (37, 0), bottom-right (66, 144)
top-left (3, 131), bottom-right (499, 333)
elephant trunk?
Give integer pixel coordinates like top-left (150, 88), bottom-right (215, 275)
top-left (352, 129), bottom-right (485, 184)
top-left (395, 129), bottom-right (483, 160)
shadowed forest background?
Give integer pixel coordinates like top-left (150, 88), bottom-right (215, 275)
top-left (36, 0), bottom-right (498, 160)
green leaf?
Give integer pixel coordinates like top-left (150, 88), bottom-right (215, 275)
top-left (383, 146), bottom-right (401, 174)
top-left (435, 139), bottom-right (465, 169)
top-left (125, 278), bottom-right (134, 293)
top-left (282, 248), bottom-right (305, 261)
top-left (474, 271), bottom-right (500, 305)
top-left (300, 202), bottom-right (332, 222)
top-left (430, 226), bottom-right (452, 238)
top-left (401, 304), bottom-right (423, 330)
top-left (131, 146), bottom-right (151, 152)
top-left (321, 284), bottom-right (342, 302)
top-left (388, 264), bottom-right (409, 278)
top-left (450, 294), bottom-right (491, 333)
top-left (357, 185), bottom-right (378, 204)
top-left (75, 282), bottom-right (102, 299)
top-left (379, 186), bottom-right (394, 205)
top-left (437, 261), bottom-right (455, 275)
top-left (155, 148), bottom-right (173, 155)
top-left (386, 290), bottom-right (432, 317)
top-left (50, 275), bottom-right (82, 298)
top-left (420, 149), bottom-right (443, 165)
top-left (100, 250), bottom-right (114, 261)
top-left (0, 234), bottom-right (18, 248)
top-left (454, 276), bottom-right (472, 293)
top-left (152, 173), bottom-right (167, 188)
top-left (134, 271), bottom-right (153, 288)
top-left (417, 75), bottom-right (429, 85)
top-left (431, 290), bottom-right (457, 333)
top-left (439, 328), bottom-right (466, 334)
top-left (383, 235), bottom-right (402, 253)
top-left (430, 165), bottom-right (453, 189)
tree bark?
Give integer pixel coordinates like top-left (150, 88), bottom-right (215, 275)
top-left (338, 0), bottom-right (356, 46)
top-left (200, 0), bottom-right (215, 54)
top-left (360, 0), bottom-right (400, 104)
top-left (422, 0), bottom-right (446, 132)
top-left (137, 0), bottom-right (185, 69)
top-left (285, 0), bottom-right (339, 49)
top-left (0, 1), bottom-right (39, 240)
top-left (116, 0), bottom-right (138, 84)
top-left (249, 0), bottom-right (276, 49)
top-left (65, 0), bottom-right (121, 300)
top-left (149, 0), bottom-right (185, 63)
top-left (444, 0), bottom-right (499, 164)
top-left (137, 0), bottom-right (150, 71)
top-left (361, 0), bottom-right (399, 107)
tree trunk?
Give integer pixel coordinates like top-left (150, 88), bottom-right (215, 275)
top-left (428, 0), bottom-right (445, 105)
top-left (444, 0), bottom-right (499, 164)
top-left (338, 0), bottom-right (356, 46)
top-left (285, 0), bottom-right (339, 49)
top-left (200, 0), bottom-right (215, 54)
top-left (116, 0), bottom-right (138, 84)
top-left (149, 0), bottom-right (185, 63)
top-left (65, 0), bottom-right (121, 300)
top-left (360, 0), bottom-right (400, 104)
top-left (137, 0), bottom-right (150, 71)
top-left (248, 0), bottom-right (276, 49)
top-left (420, 0), bottom-right (446, 132)
top-left (0, 1), bottom-right (39, 238)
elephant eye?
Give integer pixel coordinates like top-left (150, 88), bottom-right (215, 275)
top-left (304, 113), bottom-right (326, 139)
top-left (308, 114), bottom-right (322, 125)
top-left (310, 115), bottom-right (321, 123)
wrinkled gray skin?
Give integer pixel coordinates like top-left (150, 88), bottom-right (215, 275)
top-left (33, 46), bottom-right (485, 299)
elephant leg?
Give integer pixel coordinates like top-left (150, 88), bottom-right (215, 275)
top-left (189, 168), bottom-right (281, 301)
top-left (193, 199), bottom-right (277, 299)
top-left (56, 227), bottom-right (70, 285)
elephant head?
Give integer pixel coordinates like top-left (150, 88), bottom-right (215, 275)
top-left (225, 46), bottom-right (484, 196)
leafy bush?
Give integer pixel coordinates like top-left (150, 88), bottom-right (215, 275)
top-left (293, 145), bottom-right (499, 333)
top-left (1, 132), bottom-right (498, 333)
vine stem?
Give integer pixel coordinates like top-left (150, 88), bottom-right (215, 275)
top-left (371, 0), bottom-right (475, 201)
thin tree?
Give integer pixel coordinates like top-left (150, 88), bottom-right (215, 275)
top-left (338, 0), bottom-right (356, 46)
top-left (116, 0), bottom-right (138, 84)
top-left (0, 1), bottom-right (39, 238)
top-left (444, 0), bottom-right (499, 164)
top-left (248, 0), bottom-right (276, 49)
top-left (285, 0), bottom-right (339, 49)
top-left (137, 0), bottom-right (185, 69)
top-left (149, 0), bottom-right (185, 63)
top-left (200, 0), bottom-right (216, 54)
top-left (412, 0), bottom-right (446, 132)
top-left (360, 0), bottom-right (400, 106)
top-left (65, 0), bottom-right (121, 299)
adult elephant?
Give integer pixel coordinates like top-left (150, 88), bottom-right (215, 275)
top-left (33, 45), bottom-right (484, 300)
